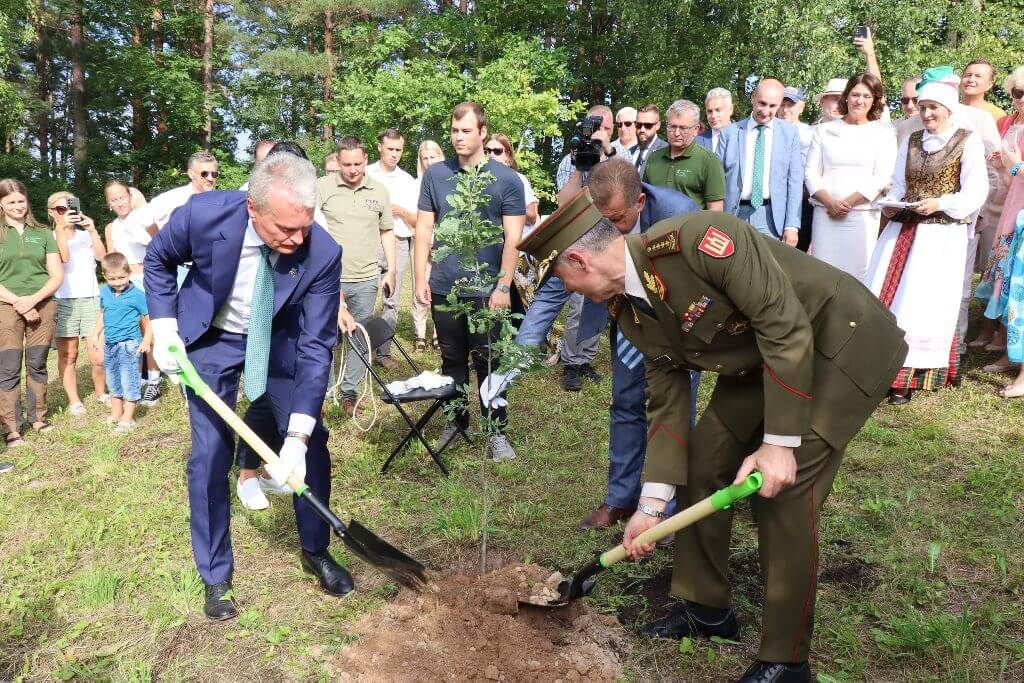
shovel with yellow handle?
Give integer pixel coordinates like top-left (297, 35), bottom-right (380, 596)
top-left (169, 346), bottom-right (429, 591)
top-left (521, 473), bottom-right (763, 607)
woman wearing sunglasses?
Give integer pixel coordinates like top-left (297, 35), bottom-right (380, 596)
top-left (973, 68), bottom-right (1024, 378)
top-left (0, 179), bottom-right (65, 445)
top-left (48, 191), bottom-right (107, 417)
top-left (483, 134), bottom-right (539, 227)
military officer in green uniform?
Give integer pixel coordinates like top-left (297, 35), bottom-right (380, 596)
top-left (518, 188), bottom-right (907, 683)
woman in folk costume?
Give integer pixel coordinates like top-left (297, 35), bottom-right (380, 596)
top-left (864, 81), bottom-right (989, 404)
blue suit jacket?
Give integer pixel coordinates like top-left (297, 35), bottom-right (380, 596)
top-left (517, 183), bottom-right (699, 346)
top-left (718, 118), bottom-right (804, 237)
top-left (144, 191), bottom-right (342, 418)
top-left (696, 129), bottom-right (714, 153)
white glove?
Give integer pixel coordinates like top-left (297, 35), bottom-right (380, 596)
top-left (264, 437), bottom-right (308, 493)
top-left (479, 368), bottom-right (521, 410)
top-left (151, 317), bottom-right (186, 382)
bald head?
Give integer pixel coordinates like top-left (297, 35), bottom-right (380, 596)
top-left (751, 78), bottom-right (784, 124)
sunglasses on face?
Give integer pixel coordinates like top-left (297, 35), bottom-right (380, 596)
top-left (199, 170), bottom-right (220, 179)
top-left (484, 147), bottom-right (506, 156)
top-left (616, 121), bottom-right (635, 128)
top-left (901, 97), bottom-right (918, 106)
top-left (50, 205), bottom-right (69, 215)
top-left (1013, 88), bottom-right (1024, 99)
top-left (636, 121), bottom-right (658, 130)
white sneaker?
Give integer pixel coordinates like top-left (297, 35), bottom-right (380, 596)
top-left (95, 393), bottom-right (111, 406)
top-left (113, 421), bottom-right (136, 433)
top-left (237, 476), bottom-right (270, 510)
top-left (68, 402), bottom-right (86, 416)
top-left (257, 474), bottom-right (291, 496)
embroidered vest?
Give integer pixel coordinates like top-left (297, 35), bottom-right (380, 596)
top-left (894, 129), bottom-right (971, 225)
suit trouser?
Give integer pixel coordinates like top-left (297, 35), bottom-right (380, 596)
top-left (378, 237), bottom-right (430, 354)
top-left (559, 292), bottom-right (600, 366)
top-left (185, 329), bottom-right (331, 584)
top-left (671, 401), bottom-right (844, 663)
top-left (606, 332), bottom-right (699, 510)
top-left (737, 203), bottom-right (779, 239)
top-left (0, 299), bottom-right (56, 433)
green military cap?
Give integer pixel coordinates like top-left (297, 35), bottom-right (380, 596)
top-left (517, 186), bottom-right (604, 287)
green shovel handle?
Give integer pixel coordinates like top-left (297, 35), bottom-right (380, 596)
top-left (710, 472), bottom-right (763, 511)
top-left (168, 345), bottom-right (209, 398)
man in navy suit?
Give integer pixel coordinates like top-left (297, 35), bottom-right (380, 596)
top-left (482, 158), bottom-right (700, 530)
top-left (145, 153), bottom-right (351, 621)
top-left (696, 87), bottom-right (734, 155)
top-left (717, 78), bottom-right (804, 246)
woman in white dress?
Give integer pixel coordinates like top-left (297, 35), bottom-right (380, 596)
top-left (805, 73), bottom-right (896, 280)
top-left (864, 82), bottom-right (989, 404)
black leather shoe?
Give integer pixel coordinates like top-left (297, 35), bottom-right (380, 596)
top-left (640, 600), bottom-right (738, 640)
top-left (887, 389), bottom-right (912, 405)
top-left (300, 549), bottom-right (355, 596)
top-left (737, 660), bottom-right (812, 683)
top-left (203, 580), bottom-right (239, 621)
top-left (579, 363), bottom-right (603, 383)
top-left (562, 364), bottom-right (582, 391)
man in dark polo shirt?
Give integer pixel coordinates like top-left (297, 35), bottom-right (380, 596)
top-left (413, 101), bottom-right (526, 461)
top-left (643, 99), bottom-right (726, 211)
top-left (316, 136), bottom-right (396, 416)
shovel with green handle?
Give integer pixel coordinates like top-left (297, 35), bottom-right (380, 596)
top-left (168, 345), bottom-right (429, 591)
top-left (521, 472), bottom-right (763, 607)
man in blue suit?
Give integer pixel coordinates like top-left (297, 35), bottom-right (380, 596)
top-left (482, 158), bottom-right (699, 530)
top-left (695, 87), bottom-right (734, 156)
top-left (717, 78), bottom-right (804, 246)
top-left (145, 153), bottom-right (351, 621)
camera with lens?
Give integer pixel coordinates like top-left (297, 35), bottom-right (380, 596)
top-left (569, 115), bottom-right (605, 173)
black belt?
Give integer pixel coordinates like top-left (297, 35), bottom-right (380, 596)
top-left (739, 199), bottom-right (771, 206)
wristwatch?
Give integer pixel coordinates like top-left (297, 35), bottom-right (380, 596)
top-left (495, 284), bottom-right (511, 294)
top-left (637, 502), bottom-right (669, 519)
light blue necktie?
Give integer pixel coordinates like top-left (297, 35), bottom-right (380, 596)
top-left (616, 329), bottom-right (643, 371)
top-left (244, 245), bottom-right (273, 401)
top-left (751, 124), bottom-right (766, 209)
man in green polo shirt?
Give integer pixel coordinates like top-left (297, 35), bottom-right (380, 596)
top-left (316, 136), bottom-right (397, 416)
top-left (643, 99), bottom-right (726, 211)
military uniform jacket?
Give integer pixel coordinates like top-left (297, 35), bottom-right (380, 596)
top-left (612, 212), bottom-right (908, 485)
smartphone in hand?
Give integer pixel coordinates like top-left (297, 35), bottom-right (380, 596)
top-left (66, 195), bottom-right (85, 228)
top-left (855, 24), bottom-right (869, 39)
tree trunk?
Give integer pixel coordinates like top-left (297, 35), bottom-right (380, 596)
top-left (69, 0), bottom-right (87, 196)
top-left (153, 5), bottom-right (167, 147)
top-left (34, 8), bottom-right (49, 178)
top-left (323, 10), bottom-right (335, 141)
top-left (201, 0), bottom-right (214, 148)
top-left (131, 20), bottom-right (148, 186)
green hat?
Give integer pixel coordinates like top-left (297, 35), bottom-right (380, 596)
top-left (517, 187), bottom-right (604, 287)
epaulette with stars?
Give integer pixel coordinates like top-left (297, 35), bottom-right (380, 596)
top-left (643, 230), bottom-right (681, 259)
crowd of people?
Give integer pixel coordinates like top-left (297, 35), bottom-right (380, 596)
top-left (1, 27), bottom-right (1023, 681)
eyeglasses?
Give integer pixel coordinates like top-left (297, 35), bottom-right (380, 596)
top-left (325, 169), bottom-right (340, 174)
top-left (636, 121), bottom-right (658, 130)
top-left (616, 121), bottom-right (635, 128)
top-left (199, 170), bottom-right (220, 179)
top-left (901, 97), bottom-right (918, 106)
top-left (1012, 88), bottom-right (1024, 99)
top-left (50, 205), bottom-right (69, 215)
top-left (484, 147), bottom-right (506, 156)
top-left (666, 124), bottom-right (699, 133)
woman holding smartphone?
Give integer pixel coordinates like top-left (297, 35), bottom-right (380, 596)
top-left (49, 191), bottom-right (106, 415)
top-left (0, 179), bottom-right (65, 445)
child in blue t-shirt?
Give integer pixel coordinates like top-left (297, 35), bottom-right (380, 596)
top-left (90, 252), bottom-right (152, 431)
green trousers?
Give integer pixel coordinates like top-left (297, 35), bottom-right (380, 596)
top-left (671, 406), bottom-right (844, 663)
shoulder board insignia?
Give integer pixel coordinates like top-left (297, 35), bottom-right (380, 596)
top-left (697, 226), bottom-right (734, 258)
top-left (645, 230), bottom-right (681, 258)
top-left (642, 270), bottom-right (666, 300)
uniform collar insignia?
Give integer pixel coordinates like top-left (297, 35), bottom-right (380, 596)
top-left (642, 270), bottom-right (666, 300)
top-left (534, 248), bottom-right (559, 285)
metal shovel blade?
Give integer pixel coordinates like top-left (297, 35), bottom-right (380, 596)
top-left (518, 557), bottom-right (602, 608)
top-left (340, 519), bottom-right (430, 591)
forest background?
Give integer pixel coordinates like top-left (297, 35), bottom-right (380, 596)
top-left (2, 0), bottom-right (1023, 215)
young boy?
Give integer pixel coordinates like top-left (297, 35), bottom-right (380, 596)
top-left (91, 252), bottom-right (152, 431)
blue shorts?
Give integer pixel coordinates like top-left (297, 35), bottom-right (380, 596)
top-left (104, 339), bottom-right (142, 402)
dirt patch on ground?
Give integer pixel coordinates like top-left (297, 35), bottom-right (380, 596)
top-left (330, 563), bottom-right (629, 682)
top-left (818, 559), bottom-right (879, 592)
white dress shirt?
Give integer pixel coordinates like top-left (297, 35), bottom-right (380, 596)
top-left (212, 221), bottom-right (274, 334)
top-left (740, 117), bottom-right (775, 201)
top-left (623, 242), bottom-right (802, 504)
top-left (125, 183), bottom-right (197, 233)
top-left (366, 161), bottom-right (418, 238)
